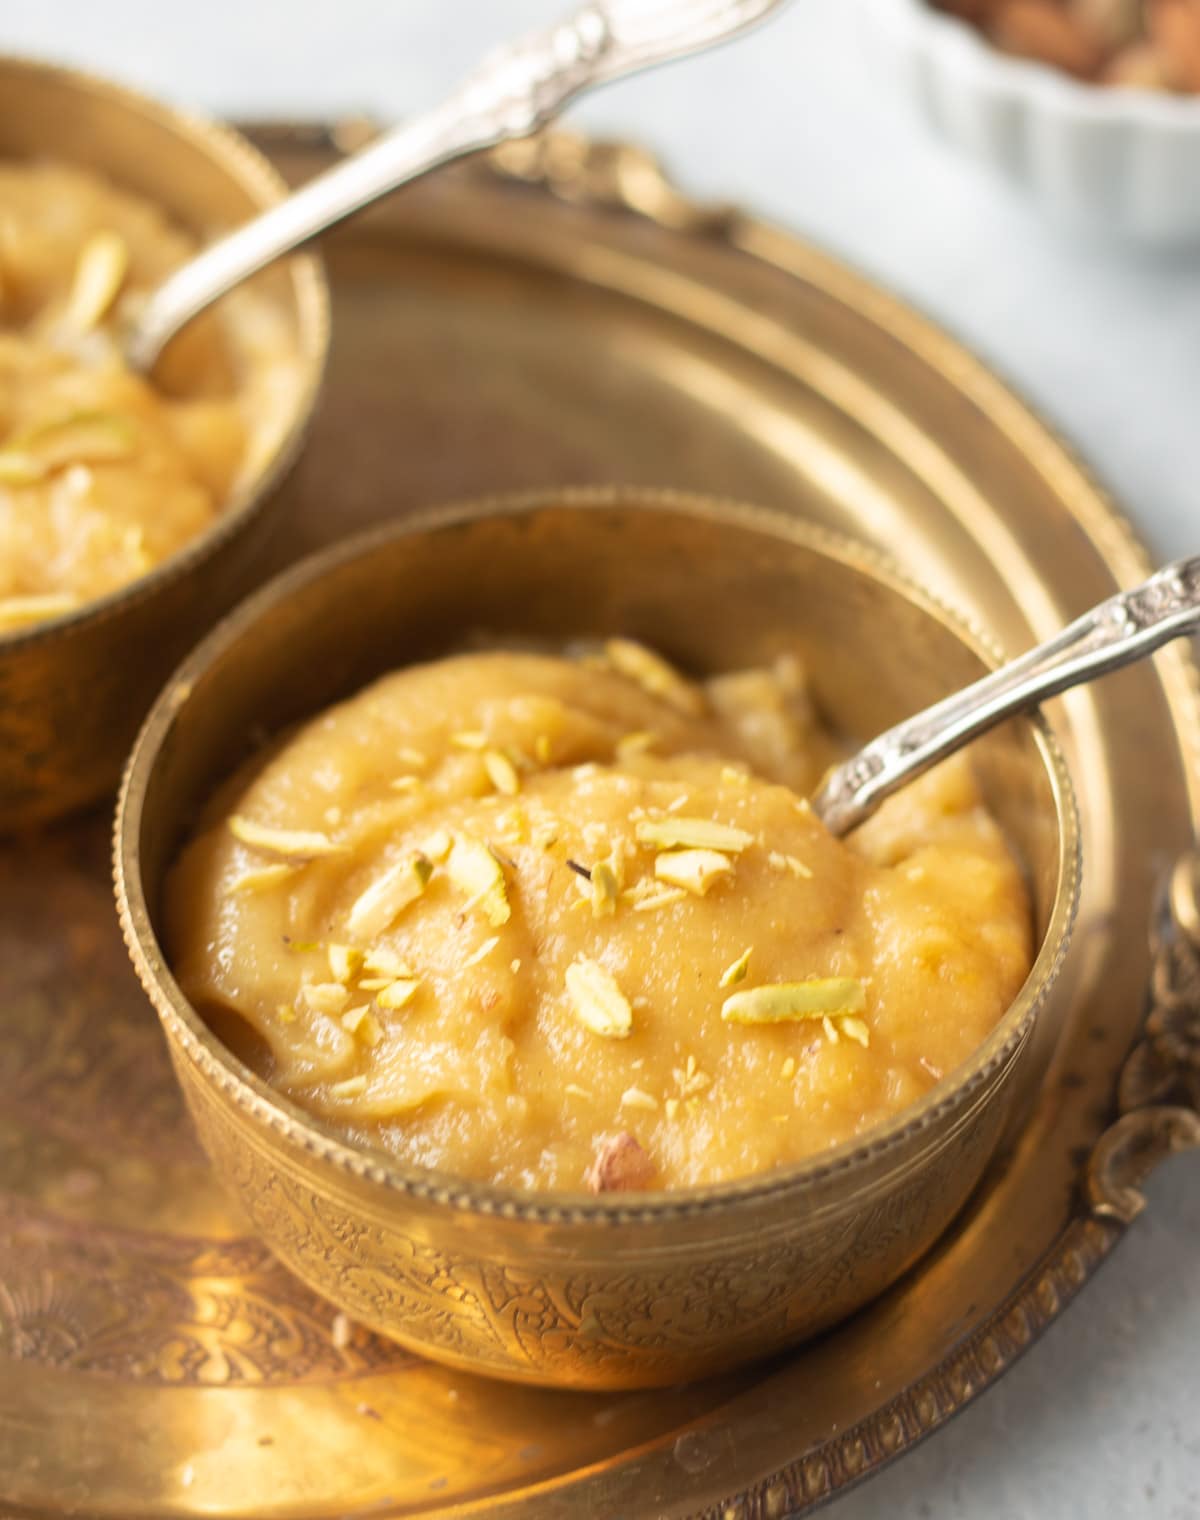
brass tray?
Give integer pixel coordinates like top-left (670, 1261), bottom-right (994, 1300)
top-left (3, 125), bottom-right (1198, 1518)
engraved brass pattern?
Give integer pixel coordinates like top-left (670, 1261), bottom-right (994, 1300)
top-left (0, 113), bottom-right (1195, 1516)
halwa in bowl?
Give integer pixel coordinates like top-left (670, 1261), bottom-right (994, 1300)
top-left (0, 54), bottom-right (328, 827)
top-left (116, 490), bottom-right (1079, 1389)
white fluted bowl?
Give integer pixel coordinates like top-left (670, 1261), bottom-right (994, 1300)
top-left (862, 0), bottom-right (1200, 243)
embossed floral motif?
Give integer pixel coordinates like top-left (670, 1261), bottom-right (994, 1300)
top-left (0, 1197), bottom-right (409, 1385)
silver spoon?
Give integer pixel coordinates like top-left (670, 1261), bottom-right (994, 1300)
top-left (125, 0), bottom-right (788, 372)
top-left (813, 555), bottom-right (1200, 836)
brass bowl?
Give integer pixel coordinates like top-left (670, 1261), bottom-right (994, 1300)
top-left (0, 54), bottom-right (329, 829)
top-left (115, 488), bottom-right (1080, 1390)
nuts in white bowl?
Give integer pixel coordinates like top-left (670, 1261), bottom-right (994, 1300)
top-left (861, 0), bottom-right (1200, 241)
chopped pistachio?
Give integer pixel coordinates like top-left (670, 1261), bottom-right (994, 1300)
top-left (780, 1056), bottom-right (797, 1080)
top-left (565, 956), bottom-right (633, 1039)
top-left (620, 1086), bottom-right (659, 1112)
top-left (275, 1002), bottom-right (297, 1025)
top-left (0, 451), bottom-right (48, 486)
top-left (327, 943), bottom-right (363, 984)
top-left (62, 230), bottom-right (129, 331)
top-left (284, 939), bottom-right (321, 953)
top-left (721, 978), bottom-right (867, 1025)
top-left (357, 978), bottom-right (393, 992)
top-left (604, 638), bottom-right (704, 715)
top-left (653, 848), bottom-right (733, 897)
top-left (719, 947), bottom-right (752, 989)
top-left (590, 860), bottom-right (620, 917)
top-left (841, 1016), bottom-right (870, 1048)
top-left (345, 855), bottom-right (431, 939)
top-left (328, 1076), bottom-right (367, 1100)
top-left (635, 817), bottom-right (754, 853)
top-left (341, 1005), bottom-right (382, 1046)
top-left (228, 814), bottom-right (340, 860)
top-left (616, 730), bottom-right (658, 759)
top-left (451, 730), bottom-right (487, 750)
top-left (376, 978), bottom-right (421, 1010)
top-left (362, 947), bottom-right (415, 978)
top-left (463, 935), bottom-right (500, 968)
top-left (419, 829), bottom-right (454, 863)
top-left (301, 983), bottom-right (350, 1017)
top-left (447, 835), bottom-right (510, 927)
top-left (822, 1015), bottom-right (839, 1044)
top-left (483, 750), bottom-right (520, 796)
top-left (230, 862), bottom-right (297, 895)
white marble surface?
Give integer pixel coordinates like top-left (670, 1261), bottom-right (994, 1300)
top-left (5, 3), bottom-right (1198, 1515)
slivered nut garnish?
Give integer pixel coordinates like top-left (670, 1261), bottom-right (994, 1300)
top-left (63, 230), bottom-right (129, 331)
top-left (483, 750), bottom-right (520, 795)
top-left (722, 978), bottom-right (867, 1025)
top-left (635, 817), bottom-right (754, 853)
top-left (228, 815), bottom-right (341, 860)
top-left (447, 835), bottom-right (510, 927)
top-left (566, 956), bottom-right (633, 1039)
top-left (376, 978), bottom-right (421, 1010)
top-left (653, 848), bottom-right (732, 896)
top-left (719, 947), bottom-right (752, 988)
top-left (230, 862), bottom-right (298, 895)
top-left (604, 638), bottom-right (705, 716)
top-left (345, 854), bottom-right (432, 939)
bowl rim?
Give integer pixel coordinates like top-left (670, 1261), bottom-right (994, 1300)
top-left (873, 0), bottom-right (1200, 127)
top-left (0, 51), bottom-right (331, 651)
top-left (114, 485), bottom-right (1082, 1224)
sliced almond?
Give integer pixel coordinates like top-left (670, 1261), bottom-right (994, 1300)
top-left (722, 978), bottom-right (867, 1025)
top-left (840, 1016), bottom-right (871, 1048)
top-left (345, 855), bottom-right (431, 939)
top-left (328, 1075), bottom-right (367, 1100)
top-left (566, 956), bottom-right (633, 1039)
top-left (653, 848), bottom-right (732, 896)
top-left (228, 814), bottom-right (340, 860)
top-left (635, 817), bottom-right (754, 853)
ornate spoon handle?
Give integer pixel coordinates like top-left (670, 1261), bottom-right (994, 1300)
top-left (813, 556), bottom-right (1200, 837)
top-left (126, 0), bottom-right (784, 370)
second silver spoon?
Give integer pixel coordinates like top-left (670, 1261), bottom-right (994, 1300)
top-left (813, 555), bottom-right (1200, 836)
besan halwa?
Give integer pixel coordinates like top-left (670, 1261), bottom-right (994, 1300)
top-left (166, 644), bottom-right (1033, 1192)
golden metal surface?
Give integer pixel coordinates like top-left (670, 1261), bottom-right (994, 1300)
top-left (0, 59), bottom-right (329, 829)
top-left (0, 124), bottom-right (1197, 1513)
top-left (115, 492), bottom-right (1079, 1390)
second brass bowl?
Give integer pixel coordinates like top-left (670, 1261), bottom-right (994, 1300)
top-left (0, 55), bottom-right (329, 829)
top-left (116, 488), bottom-right (1079, 1390)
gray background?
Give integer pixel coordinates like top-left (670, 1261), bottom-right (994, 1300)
top-left (3, 2), bottom-right (1197, 1515)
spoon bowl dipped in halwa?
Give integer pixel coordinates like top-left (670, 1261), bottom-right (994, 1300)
top-left (118, 491), bottom-right (1078, 1387)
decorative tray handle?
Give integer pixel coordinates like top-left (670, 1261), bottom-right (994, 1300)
top-left (1089, 852), bottom-right (1200, 1222)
